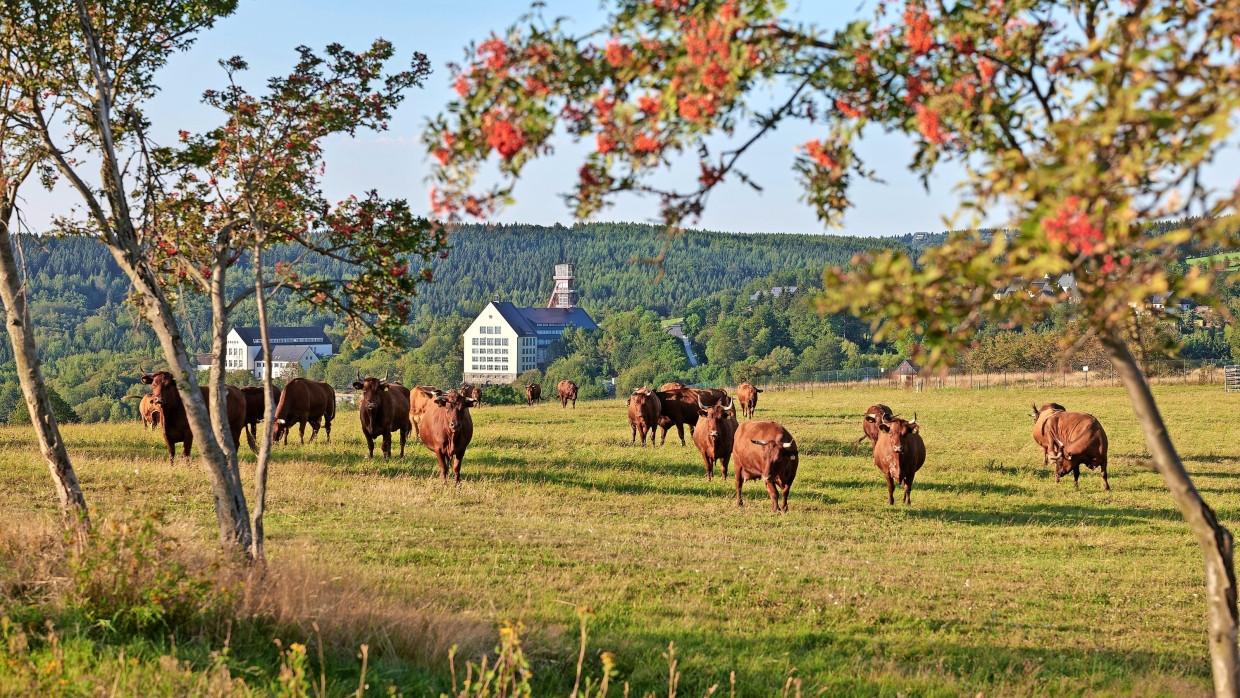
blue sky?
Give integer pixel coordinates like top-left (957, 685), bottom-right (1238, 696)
top-left (22, 1), bottom-right (1232, 237)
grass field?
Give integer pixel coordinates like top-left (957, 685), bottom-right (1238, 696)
top-left (3, 383), bottom-right (1238, 695)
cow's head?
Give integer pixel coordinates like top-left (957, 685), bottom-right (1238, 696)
top-left (140, 370), bottom-right (178, 407)
top-left (1030, 402), bottom-right (1066, 420)
top-left (864, 404), bottom-right (894, 424)
top-left (353, 371), bottom-right (391, 411)
top-left (433, 390), bottom-right (476, 431)
top-left (720, 396), bottom-right (737, 422)
top-left (878, 413), bottom-right (919, 453)
top-left (696, 396), bottom-right (730, 436)
top-left (748, 437), bottom-right (796, 466)
top-left (1048, 438), bottom-right (1074, 476)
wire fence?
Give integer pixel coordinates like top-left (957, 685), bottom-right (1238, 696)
top-left (694, 361), bottom-right (1230, 394)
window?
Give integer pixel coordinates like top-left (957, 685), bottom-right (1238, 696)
top-left (502, 338), bottom-right (509, 346)
top-left (472, 337), bottom-right (478, 346)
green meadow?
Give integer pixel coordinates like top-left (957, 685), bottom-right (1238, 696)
top-left (2, 383), bottom-right (1236, 695)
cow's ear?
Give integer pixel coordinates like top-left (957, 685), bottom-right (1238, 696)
top-left (381, 384), bottom-right (389, 392)
top-left (911, 423), bottom-right (920, 433)
top-left (464, 397), bottom-right (477, 406)
top-left (434, 396), bottom-right (450, 406)
top-left (864, 414), bottom-right (876, 423)
top-left (750, 439), bottom-right (767, 446)
top-left (756, 388), bottom-right (764, 393)
top-left (698, 408), bottom-right (708, 417)
top-left (351, 381), bottom-right (363, 389)
top-left (140, 374), bottom-right (153, 385)
top-left (878, 422), bottom-right (890, 432)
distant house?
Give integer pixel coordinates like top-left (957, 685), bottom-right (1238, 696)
top-left (224, 326), bottom-right (334, 379)
top-left (195, 354), bottom-right (214, 373)
top-left (889, 359), bottom-right (920, 388)
top-left (463, 265), bottom-right (599, 384)
top-left (749, 285), bottom-right (799, 301)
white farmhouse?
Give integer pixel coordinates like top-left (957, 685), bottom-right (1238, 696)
top-left (463, 302), bottom-right (599, 384)
top-left (224, 326), bottom-right (334, 379)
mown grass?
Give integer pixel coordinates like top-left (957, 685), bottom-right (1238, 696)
top-left (3, 383), bottom-right (1238, 695)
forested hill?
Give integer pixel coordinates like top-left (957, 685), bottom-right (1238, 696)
top-left (416, 222), bottom-right (934, 317)
top-left (8, 224), bottom-right (937, 361)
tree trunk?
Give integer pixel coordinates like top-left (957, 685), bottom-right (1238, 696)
top-left (250, 243), bottom-right (275, 561)
top-left (0, 204), bottom-right (88, 535)
top-left (206, 246), bottom-right (243, 465)
top-left (1101, 331), bottom-right (1239, 695)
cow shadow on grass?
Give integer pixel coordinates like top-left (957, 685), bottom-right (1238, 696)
top-left (906, 502), bottom-right (1182, 527)
top-left (818, 475), bottom-right (1032, 498)
top-left (578, 625), bottom-right (1206, 696)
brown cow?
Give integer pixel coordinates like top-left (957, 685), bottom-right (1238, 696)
top-left (557, 380), bottom-right (579, 409)
top-left (736, 382), bottom-right (763, 419)
top-left (659, 381), bottom-right (687, 391)
top-left (409, 385), bottom-right (442, 434)
top-left (272, 379), bottom-right (335, 445)
top-left (139, 371), bottom-right (251, 463)
top-left (123, 393), bottom-right (161, 430)
top-left (732, 420), bottom-right (798, 512)
top-left (462, 384), bottom-right (483, 408)
top-left (1029, 402), bottom-right (1067, 465)
top-left (241, 385), bottom-right (281, 441)
top-left (655, 387), bottom-right (727, 445)
top-left (857, 404), bottom-right (895, 447)
top-left (874, 413), bottom-right (926, 505)
top-left (353, 373), bottom-right (412, 459)
top-left (419, 389), bottom-right (476, 484)
top-left (1044, 410), bottom-right (1109, 490)
top-left (627, 387), bottom-right (661, 446)
top-left (526, 383), bottom-right (542, 406)
top-left (693, 396), bottom-right (734, 481)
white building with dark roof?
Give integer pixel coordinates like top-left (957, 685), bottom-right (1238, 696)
top-left (463, 265), bottom-right (599, 384)
top-left (224, 326), bottom-right (334, 379)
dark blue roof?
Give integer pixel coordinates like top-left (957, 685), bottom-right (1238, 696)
top-left (231, 326), bottom-right (331, 346)
top-left (487, 302), bottom-right (598, 334)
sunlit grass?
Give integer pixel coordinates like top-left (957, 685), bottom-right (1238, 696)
top-left (4, 383), bottom-right (1236, 695)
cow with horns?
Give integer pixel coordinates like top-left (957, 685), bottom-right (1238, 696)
top-left (419, 389), bottom-right (476, 484)
top-left (352, 371), bottom-right (412, 459)
top-left (138, 370), bottom-right (253, 463)
top-left (693, 395), bottom-right (735, 481)
top-left (873, 413), bottom-right (926, 505)
top-left (272, 379), bottom-right (334, 445)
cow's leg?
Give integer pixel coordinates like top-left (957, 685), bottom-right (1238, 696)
top-left (1099, 462), bottom-right (1110, 491)
top-left (720, 455), bottom-right (730, 479)
top-left (1072, 463), bottom-right (1081, 489)
top-left (631, 421), bottom-right (637, 444)
top-left (381, 431), bottom-right (392, 459)
top-left (398, 427), bottom-right (408, 458)
top-left (885, 473), bottom-right (895, 505)
top-left (780, 482), bottom-right (790, 512)
top-left (658, 424), bottom-right (667, 446)
top-left (308, 418), bottom-right (321, 443)
top-left (453, 454), bottom-right (463, 484)
top-left (166, 435), bottom-right (176, 466)
top-left (903, 474), bottom-right (914, 505)
top-left (676, 423), bottom-right (686, 446)
top-left (365, 435), bottom-right (375, 459)
top-left (324, 419), bottom-right (332, 444)
top-left (765, 480), bottom-right (780, 513)
top-left (735, 469), bottom-right (744, 507)
top-left (436, 452), bottom-right (449, 482)
top-left (298, 421), bottom-right (307, 445)
top-left (701, 452), bottom-right (713, 481)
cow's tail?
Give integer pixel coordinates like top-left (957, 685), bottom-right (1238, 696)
top-left (245, 424), bottom-right (258, 454)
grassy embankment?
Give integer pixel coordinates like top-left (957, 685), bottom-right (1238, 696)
top-left (2, 384), bottom-right (1237, 695)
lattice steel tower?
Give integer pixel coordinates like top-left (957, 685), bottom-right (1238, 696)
top-left (547, 263), bottom-right (577, 308)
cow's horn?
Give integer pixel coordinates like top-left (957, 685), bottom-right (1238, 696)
top-left (909, 413), bottom-right (917, 425)
top-left (723, 396), bottom-right (733, 408)
top-left (697, 395), bottom-right (705, 410)
top-left (356, 369), bottom-right (361, 381)
top-left (781, 441), bottom-right (793, 448)
top-left (383, 369), bottom-right (391, 383)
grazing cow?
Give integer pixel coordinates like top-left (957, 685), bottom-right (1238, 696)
top-left (526, 383), bottom-right (542, 406)
top-left (1044, 410), bottom-right (1109, 490)
top-left (731, 421), bottom-right (798, 512)
top-left (462, 384), bottom-right (483, 408)
top-left (409, 385), bottom-right (442, 434)
top-left (123, 393), bottom-right (161, 430)
top-left (627, 387), bottom-right (661, 446)
top-left (240, 385), bottom-right (281, 441)
top-left (1029, 402), bottom-right (1067, 465)
top-left (693, 397), bottom-right (734, 481)
top-left (655, 387), bottom-right (727, 445)
top-left (419, 389), bottom-right (475, 484)
top-left (557, 380), bottom-right (578, 409)
top-left (139, 371), bottom-right (251, 463)
top-left (873, 414), bottom-right (926, 505)
top-left (352, 373), bottom-right (412, 459)
top-left (857, 404), bottom-right (895, 446)
top-left (736, 382), bottom-right (763, 419)
top-left (272, 379), bottom-right (336, 445)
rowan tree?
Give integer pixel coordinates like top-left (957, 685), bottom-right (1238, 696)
top-left (428, 1), bottom-right (1240, 692)
top-left (152, 42), bottom-right (444, 558)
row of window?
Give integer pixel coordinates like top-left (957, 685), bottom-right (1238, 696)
top-left (478, 325), bottom-right (504, 335)
top-left (472, 347), bottom-right (507, 355)
top-left (472, 337), bottom-right (509, 346)
top-left (470, 364), bottom-right (510, 372)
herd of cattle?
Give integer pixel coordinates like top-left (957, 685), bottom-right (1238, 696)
top-left (131, 371), bottom-right (1110, 511)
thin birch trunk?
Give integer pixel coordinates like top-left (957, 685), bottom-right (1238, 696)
top-left (1101, 331), bottom-right (1239, 696)
top-left (250, 243), bottom-right (275, 560)
top-left (0, 190), bottom-right (88, 535)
